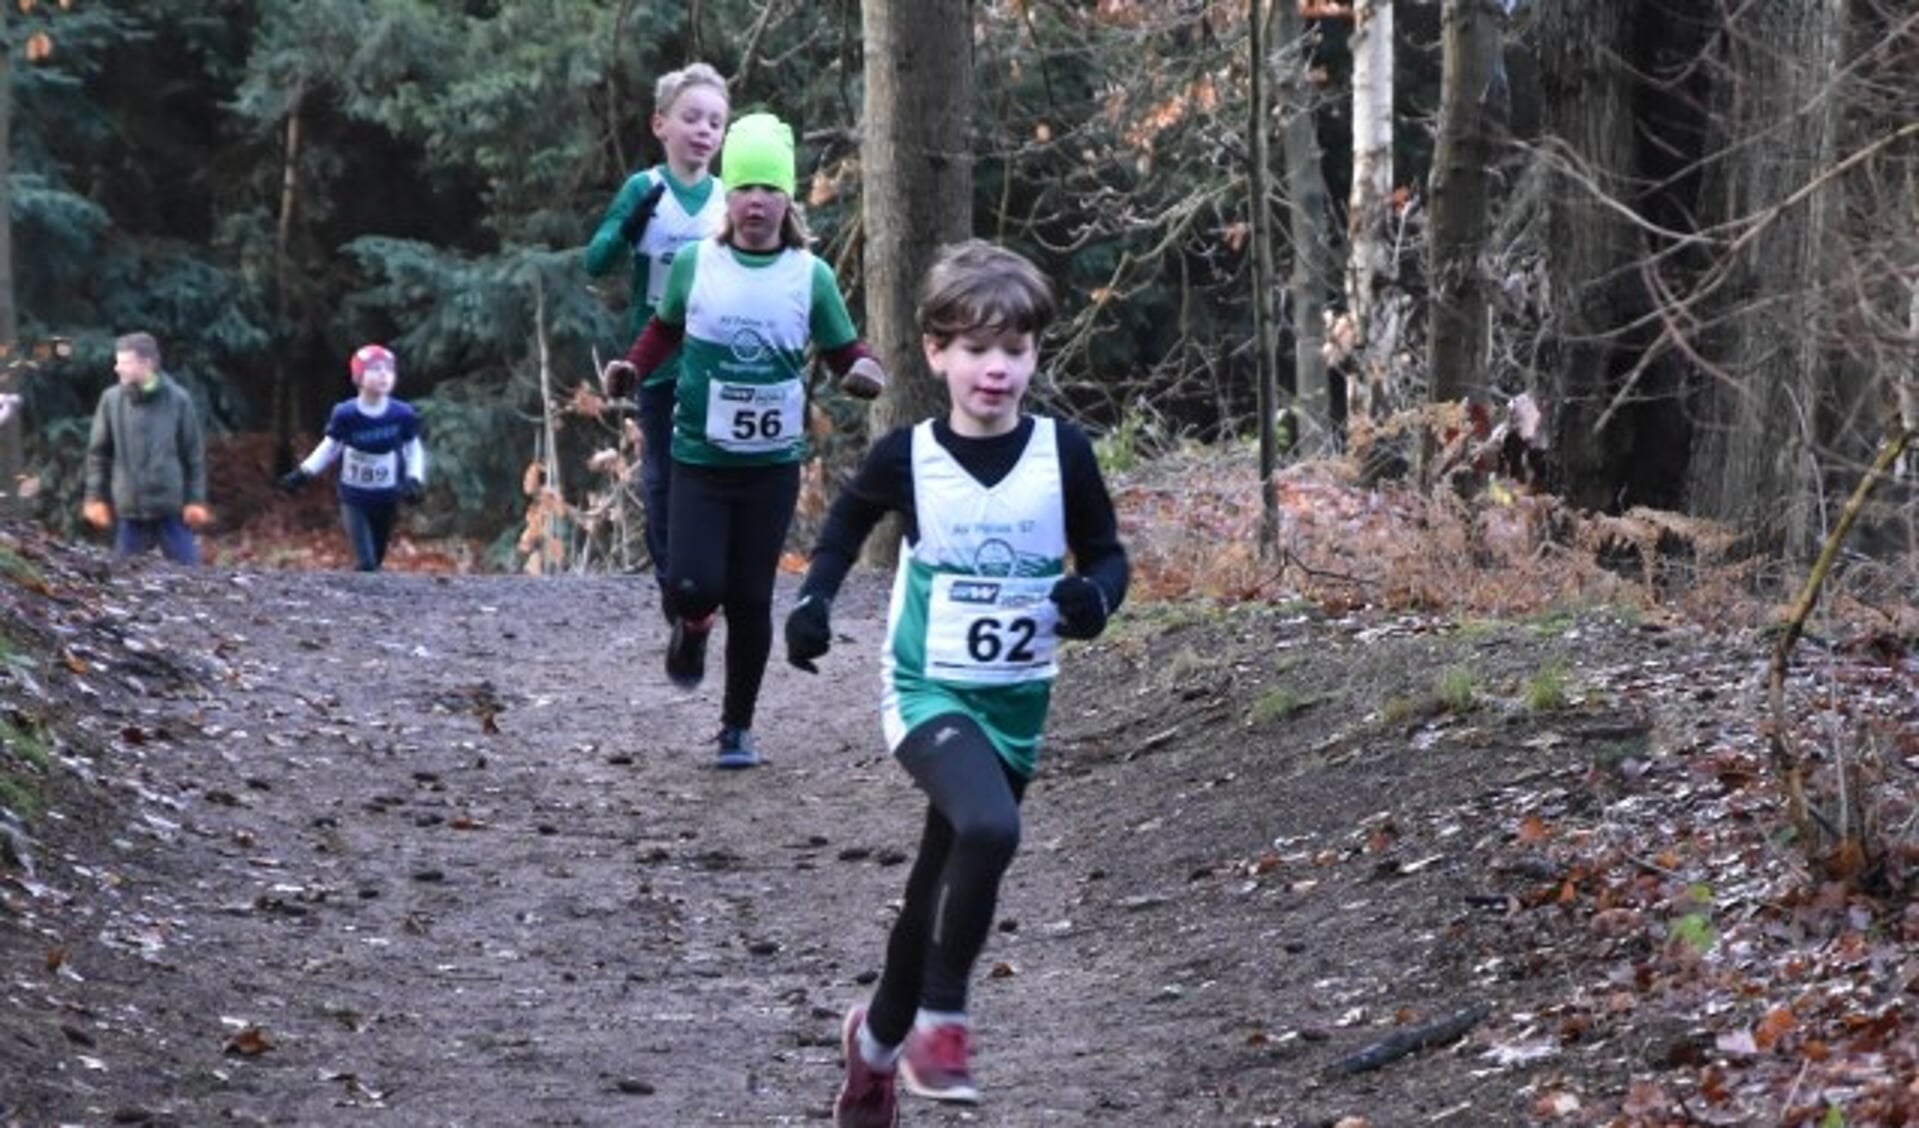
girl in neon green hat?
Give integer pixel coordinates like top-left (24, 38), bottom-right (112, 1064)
top-left (617, 110), bottom-right (887, 768)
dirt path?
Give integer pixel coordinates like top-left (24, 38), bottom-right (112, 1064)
top-left (4, 557), bottom-right (1775, 1126)
top-left (13, 567), bottom-right (1220, 1126)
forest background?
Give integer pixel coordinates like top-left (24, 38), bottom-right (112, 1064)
top-left (0, 0), bottom-right (1909, 576)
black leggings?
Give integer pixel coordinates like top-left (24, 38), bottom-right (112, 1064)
top-left (663, 460), bottom-right (800, 730)
top-left (340, 500), bottom-right (396, 572)
top-left (867, 713), bottom-right (1029, 1046)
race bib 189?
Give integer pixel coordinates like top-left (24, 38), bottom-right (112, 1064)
top-left (705, 378), bottom-right (804, 453)
top-left (923, 574), bottom-right (1059, 685)
top-left (341, 448), bottom-right (398, 489)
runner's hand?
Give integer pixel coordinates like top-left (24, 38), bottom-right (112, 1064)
top-left (1050, 576), bottom-right (1108, 640)
top-left (784, 594), bottom-right (832, 673)
top-left (602, 360), bottom-right (638, 400)
top-left (82, 499), bottom-right (113, 530)
top-left (839, 357), bottom-right (887, 400)
top-left (402, 479), bottom-right (425, 503)
top-left (182, 503), bottom-right (213, 530)
top-left (276, 469), bottom-right (310, 493)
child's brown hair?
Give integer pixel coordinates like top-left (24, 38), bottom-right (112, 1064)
top-left (916, 240), bottom-right (1057, 346)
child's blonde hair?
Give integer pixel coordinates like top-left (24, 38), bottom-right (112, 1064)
top-left (654, 62), bottom-right (728, 115)
top-left (917, 240), bottom-right (1057, 345)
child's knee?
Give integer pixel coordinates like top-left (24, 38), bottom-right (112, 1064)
top-left (956, 811), bottom-right (1021, 865)
top-left (668, 575), bottom-right (721, 619)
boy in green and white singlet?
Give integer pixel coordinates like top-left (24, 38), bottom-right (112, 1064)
top-left (784, 240), bottom-right (1128, 1127)
top-left (620, 111), bottom-right (886, 769)
top-left (586, 61), bottom-right (729, 599)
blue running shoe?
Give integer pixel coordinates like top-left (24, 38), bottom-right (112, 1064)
top-left (715, 726), bottom-right (760, 770)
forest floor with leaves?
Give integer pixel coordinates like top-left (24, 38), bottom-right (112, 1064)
top-left (3, 452), bottom-right (1918, 1127)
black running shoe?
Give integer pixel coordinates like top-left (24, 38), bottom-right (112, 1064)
top-left (665, 612), bottom-right (713, 689)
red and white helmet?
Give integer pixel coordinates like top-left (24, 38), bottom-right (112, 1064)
top-left (349, 343), bottom-right (396, 383)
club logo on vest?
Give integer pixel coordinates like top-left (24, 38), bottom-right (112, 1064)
top-left (972, 539), bottom-right (1017, 577)
top-left (949, 580), bottom-right (1003, 605)
top-left (729, 325), bottom-right (773, 364)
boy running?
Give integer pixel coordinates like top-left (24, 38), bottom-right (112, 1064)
top-left (784, 240), bottom-right (1128, 1126)
top-left (278, 344), bottom-right (427, 572)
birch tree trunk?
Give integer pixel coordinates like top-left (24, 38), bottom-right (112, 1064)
top-left (1250, 0), bottom-right (1280, 553)
top-left (1344, 0), bottom-right (1393, 430)
top-left (1275, 0), bottom-right (1334, 442)
top-left (859, 0), bottom-right (973, 566)
top-left (1905, 274), bottom-right (1919, 454)
top-left (1425, 0), bottom-right (1502, 417)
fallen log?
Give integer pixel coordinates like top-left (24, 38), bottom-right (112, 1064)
top-left (1326, 1001), bottom-right (1494, 1077)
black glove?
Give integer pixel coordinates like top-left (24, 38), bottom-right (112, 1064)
top-left (784, 594), bottom-right (833, 673)
top-left (602, 360), bottom-right (638, 400)
top-left (401, 479), bottom-right (425, 504)
top-left (618, 181), bottom-right (668, 246)
top-left (276, 469), bottom-right (310, 493)
top-left (1050, 576), bottom-right (1109, 641)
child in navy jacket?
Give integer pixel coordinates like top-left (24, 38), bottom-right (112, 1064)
top-left (278, 344), bottom-right (428, 572)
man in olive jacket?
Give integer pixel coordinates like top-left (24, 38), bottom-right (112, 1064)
top-left (83, 332), bottom-right (210, 564)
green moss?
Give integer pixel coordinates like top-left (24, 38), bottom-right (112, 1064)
top-left (0, 716), bottom-right (49, 819)
top-left (1246, 686), bottom-right (1313, 728)
top-left (2, 717), bottom-right (51, 770)
top-left (0, 544), bottom-right (43, 587)
top-left (1524, 607), bottom-right (1582, 637)
top-left (1379, 695), bottom-right (1421, 727)
top-left (1164, 644), bottom-right (1211, 685)
top-left (1452, 616), bottom-right (1505, 640)
top-left (1433, 666), bottom-right (1480, 713)
top-left (1525, 661), bottom-right (1570, 711)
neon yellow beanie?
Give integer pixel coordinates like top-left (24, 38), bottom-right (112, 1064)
top-left (721, 112), bottom-right (796, 196)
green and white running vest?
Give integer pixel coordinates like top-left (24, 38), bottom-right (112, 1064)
top-left (672, 240), bottom-right (813, 466)
top-left (634, 171), bottom-right (725, 309)
top-left (881, 418), bottom-right (1066, 777)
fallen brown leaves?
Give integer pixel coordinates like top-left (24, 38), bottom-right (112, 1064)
top-left (1100, 444), bottom-right (1916, 1122)
top-left (1471, 649), bottom-right (1919, 1124)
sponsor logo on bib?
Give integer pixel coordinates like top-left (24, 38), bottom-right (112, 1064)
top-left (949, 580), bottom-right (1003, 604)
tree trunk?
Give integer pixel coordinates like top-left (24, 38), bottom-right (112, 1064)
top-left (1425, 0), bottom-right (1502, 421)
top-left (1905, 275), bottom-right (1919, 482)
top-left (270, 88), bottom-right (306, 474)
top-left (0, 5), bottom-right (21, 519)
top-left (1344, 0), bottom-right (1394, 431)
top-left (858, 0), bottom-right (973, 566)
top-left (1533, 1), bottom-right (1641, 511)
top-left (1684, 2), bottom-right (1846, 553)
top-left (1275, 0), bottom-right (1335, 444)
top-left (1250, 0), bottom-right (1280, 553)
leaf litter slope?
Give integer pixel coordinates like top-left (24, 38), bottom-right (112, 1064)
top-left (3, 528), bottom-right (1916, 1125)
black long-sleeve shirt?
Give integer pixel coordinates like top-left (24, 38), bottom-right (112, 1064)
top-left (800, 415), bottom-right (1129, 612)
